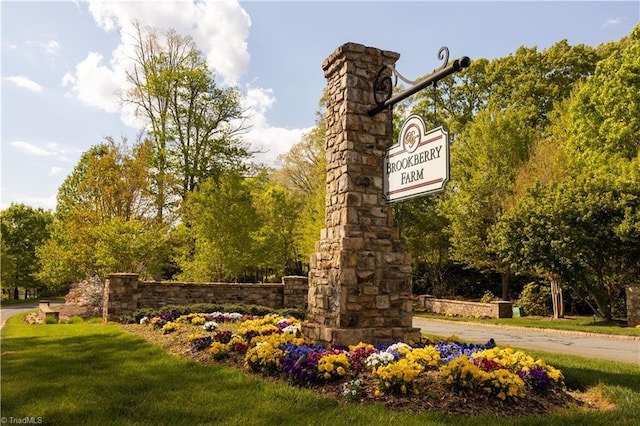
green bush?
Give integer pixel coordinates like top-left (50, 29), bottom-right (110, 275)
top-left (66, 316), bottom-right (85, 324)
top-left (44, 315), bottom-right (59, 324)
top-left (480, 290), bottom-right (499, 303)
top-left (516, 282), bottom-right (552, 316)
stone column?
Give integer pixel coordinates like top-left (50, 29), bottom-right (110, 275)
top-left (625, 285), bottom-right (640, 327)
top-left (103, 273), bottom-right (140, 322)
top-left (303, 43), bottom-right (420, 346)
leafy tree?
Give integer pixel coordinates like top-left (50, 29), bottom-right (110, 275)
top-left (568, 25), bottom-right (640, 160)
top-left (252, 180), bottom-right (302, 276)
top-left (37, 137), bottom-right (169, 288)
top-left (493, 161), bottom-right (639, 320)
top-left (492, 26), bottom-right (640, 318)
top-left (441, 106), bottom-right (536, 299)
top-left (393, 195), bottom-right (451, 296)
top-left (1, 204), bottom-right (53, 299)
top-left (273, 106), bottom-right (327, 260)
top-left (177, 172), bottom-right (261, 281)
top-left (123, 22), bottom-right (249, 222)
top-left (406, 40), bottom-right (604, 300)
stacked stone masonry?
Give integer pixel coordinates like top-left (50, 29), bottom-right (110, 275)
top-left (303, 43), bottom-right (420, 346)
top-left (416, 296), bottom-right (513, 319)
top-left (103, 274), bottom-right (308, 322)
top-left (625, 285), bottom-right (640, 327)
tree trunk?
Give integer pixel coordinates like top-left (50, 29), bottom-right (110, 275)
top-left (501, 272), bottom-right (510, 300)
top-left (550, 277), bottom-right (564, 319)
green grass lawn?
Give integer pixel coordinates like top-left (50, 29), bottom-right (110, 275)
top-left (415, 312), bottom-right (640, 337)
top-left (1, 315), bottom-right (639, 426)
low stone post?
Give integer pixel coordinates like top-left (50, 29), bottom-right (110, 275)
top-left (103, 273), bottom-right (140, 322)
top-left (282, 276), bottom-right (309, 309)
top-left (625, 285), bottom-right (640, 327)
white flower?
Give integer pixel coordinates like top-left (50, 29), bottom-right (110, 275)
top-left (365, 352), bottom-right (395, 369)
top-left (386, 342), bottom-right (411, 353)
top-left (140, 316), bottom-right (150, 325)
top-left (203, 321), bottom-right (218, 331)
top-left (282, 324), bottom-right (300, 334)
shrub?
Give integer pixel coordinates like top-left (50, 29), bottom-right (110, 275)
top-left (44, 316), bottom-right (59, 324)
top-left (65, 275), bottom-right (104, 316)
top-left (516, 282), bottom-right (552, 316)
top-left (480, 290), bottom-right (499, 303)
top-left (65, 316), bottom-right (84, 324)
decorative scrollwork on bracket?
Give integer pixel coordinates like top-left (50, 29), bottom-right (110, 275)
top-left (372, 46), bottom-right (451, 107)
top-left (373, 65), bottom-right (394, 106)
top-left (437, 46), bottom-right (449, 70)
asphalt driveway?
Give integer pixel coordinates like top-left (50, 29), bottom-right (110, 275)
top-left (413, 316), bottom-right (640, 364)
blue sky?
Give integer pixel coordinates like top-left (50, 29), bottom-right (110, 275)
top-left (1, 1), bottom-right (638, 211)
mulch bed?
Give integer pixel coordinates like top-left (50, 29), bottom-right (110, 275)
top-left (121, 323), bottom-right (605, 418)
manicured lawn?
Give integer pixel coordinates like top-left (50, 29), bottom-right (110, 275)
top-left (1, 315), bottom-right (639, 426)
top-left (415, 313), bottom-right (640, 337)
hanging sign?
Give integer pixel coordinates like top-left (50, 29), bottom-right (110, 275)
top-left (383, 115), bottom-right (449, 203)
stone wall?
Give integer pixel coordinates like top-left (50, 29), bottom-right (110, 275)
top-left (103, 273), bottom-right (308, 322)
top-left (303, 43), bottom-right (420, 346)
top-left (416, 296), bottom-right (513, 319)
top-left (626, 285), bottom-right (640, 327)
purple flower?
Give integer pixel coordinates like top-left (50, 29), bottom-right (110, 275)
top-left (518, 368), bottom-right (554, 394)
top-left (278, 343), bottom-right (325, 386)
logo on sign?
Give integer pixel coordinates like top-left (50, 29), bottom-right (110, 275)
top-left (383, 115), bottom-right (450, 203)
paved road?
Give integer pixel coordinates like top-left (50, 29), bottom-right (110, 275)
top-left (413, 316), bottom-right (640, 365)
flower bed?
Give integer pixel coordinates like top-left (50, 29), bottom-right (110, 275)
top-left (123, 311), bottom-right (582, 417)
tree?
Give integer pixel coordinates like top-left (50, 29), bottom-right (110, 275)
top-left (37, 137), bottom-right (169, 288)
top-left (273, 106), bottom-right (327, 260)
top-left (492, 25), bottom-right (640, 318)
top-left (568, 25), bottom-right (640, 160)
top-left (442, 106), bottom-right (536, 299)
top-left (123, 22), bottom-right (249, 223)
top-left (1, 204), bottom-right (52, 299)
top-left (407, 40), bottom-right (603, 300)
top-left (252, 180), bottom-right (302, 276)
top-left (177, 172), bottom-right (261, 281)
top-left (393, 195), bottom-right (451, 296)
top-left (493, 161), bottom-right (639, 320)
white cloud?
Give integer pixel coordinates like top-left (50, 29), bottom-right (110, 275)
top-left (49, 167), bottom-right (65, 176)
top-left (63, 0), bottom-right (305, 165)
top-left (10, 140), bottom-right (82, 160)
top-left (240, 85), bottom-right (311, 165)
top-left (10, 141), bottom-right (52, 156)
top-left (3, 75), bottom-right (43, 92)
top-left (64, 0), bottom-right (252, 129)
top-left (2, 40), bottom-right (17, 50)
top-left (43, 40), bottom-right (61, 57)
top-left (602, 17), bottom-right (623, 28)
top-left (0, 192), bottom-right (57, 211)
top-left (62, 51), bottom-right (120, 113)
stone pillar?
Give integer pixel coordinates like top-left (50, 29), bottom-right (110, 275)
top-left (625, 285), bottom-right (640, 327)
top-left (103, 273), bottom-right (140, 322)
top-left (303, 43), bottom-right (420, 346)
top-left (282, 276), bottom-right (309, 309)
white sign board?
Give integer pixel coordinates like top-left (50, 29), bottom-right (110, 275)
top-left (383, 115), bottom-right (449, 203)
